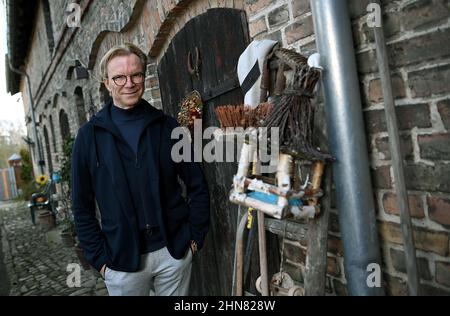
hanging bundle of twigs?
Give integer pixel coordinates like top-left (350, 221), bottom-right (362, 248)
top-left (262, 62), bottom-right (333, 161)
top-left (215, 103), bottom-right (273, 129)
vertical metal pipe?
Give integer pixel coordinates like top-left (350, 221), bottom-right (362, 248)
top-left (372, 1), bottom-right (420, 295)
top-left (7, 57), bottom-right (45, 175)
top-left (310, 0), bottom-right (384, 295)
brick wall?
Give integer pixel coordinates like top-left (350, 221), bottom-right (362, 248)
top-left (353, 0), bottom-right (450, 296)
top-left (18, 0), bottom-right (450, 295)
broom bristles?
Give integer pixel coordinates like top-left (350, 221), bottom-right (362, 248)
top-left (214, 103), bottom-right (273, 129)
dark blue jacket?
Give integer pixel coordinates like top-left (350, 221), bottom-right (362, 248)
top-left (71, 100), bottom-right (210, 272)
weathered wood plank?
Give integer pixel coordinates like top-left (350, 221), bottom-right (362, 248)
top-left (304, 166), bottom-right (332, 296)
top-left (264, 218), bottom-right (308, 242)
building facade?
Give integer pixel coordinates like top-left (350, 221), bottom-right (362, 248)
top-left (6, 0), bottom-right (450, 295)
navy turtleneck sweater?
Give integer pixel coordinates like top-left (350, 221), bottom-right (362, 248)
top-left (110, 101), bottom-right (166, 254)
top-left (110, 101), bottom-right (146, 156)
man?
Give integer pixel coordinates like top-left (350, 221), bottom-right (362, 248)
top-left (71, 43), bottom-right (210, 296)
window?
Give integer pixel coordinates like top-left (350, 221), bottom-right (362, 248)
top-left (42, 0), bottom-right (55, 55)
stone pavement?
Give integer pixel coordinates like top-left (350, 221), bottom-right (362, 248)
top-left (0, 200), bottom-right (108, 296)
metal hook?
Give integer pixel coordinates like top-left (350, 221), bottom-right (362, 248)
top-left (187, 47), bottom-right (201, 79)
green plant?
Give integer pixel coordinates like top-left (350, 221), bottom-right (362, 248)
top-left (19, 148), bottom-right (34, 183)
top-left (58, 137), bottom-right (76, 230)
top-left (60, 137), bottom-right (75, 189)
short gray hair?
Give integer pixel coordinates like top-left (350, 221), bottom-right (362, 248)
top-left (99, 43), bottom-right (147, 80)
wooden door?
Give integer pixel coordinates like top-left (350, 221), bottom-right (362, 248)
top-left (158, 8), bottom-right (250, 295)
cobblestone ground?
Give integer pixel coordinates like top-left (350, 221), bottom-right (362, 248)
top-left (0, 200), bottom-right (108, 296)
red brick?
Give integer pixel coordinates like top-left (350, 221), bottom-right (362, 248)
top-left (364, 104), bottom-right (431, 134)
top-left (375, 134), bottom-right (414, 161)
top-left (368, 75), bottom-right (406, 103)
top-left (437, 100), bottom-right (450, 130)
top-left (285, 15), bottom-right (314, 44)
top-left (401, 0), bottom-right (450, 32)
top-left (428, 195), bottom-right (450, 227)
top-left (382, 192), bottom-right (425, 219)
top-left (389, 29), bottom-right (450, 68)
top-left (326, 256), bottom-right (341, 277)
top-left (268, 5), bottom-right (289, 28)
top-left (371, 166), bottom-right (392, 189)
top-left (292, 0), bottom-right (310, 18)
top-left (409, 64), bottom-right (450, 98)
top-left (404, 163), bottom-right (450, 193)
top-left (327, 235), bottom-right (344, 257)
top-left (150, 87), bottom-right (161, 99)
top-left (249, 17), bottom-right (267, 38)
top-left (145, 77), bottom-right (159, 88)
top-left (389, 248), bottom-right (432, 280)
top-left (378, 221), bottom-right (449, 256)
top-left (245, 0), bottom-right (273, 14)
top-left (418, 133), bottom-right (450, 161)
top-left (357, 50), bottom-right (378, 75)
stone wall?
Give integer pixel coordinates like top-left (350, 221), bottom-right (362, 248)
top-left (18, 0), bottom-right (450, 295)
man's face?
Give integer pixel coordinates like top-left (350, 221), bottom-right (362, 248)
top-left (104, 54), bottom-right (145, 109)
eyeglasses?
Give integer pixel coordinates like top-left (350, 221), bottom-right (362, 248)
top-left (111, 72), bottom-right (145, 86)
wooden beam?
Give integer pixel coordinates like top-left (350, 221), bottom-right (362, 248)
top-left (304, 166), bottom-right (332, 296)
top-left (264, 218), bottom-right (308, 242)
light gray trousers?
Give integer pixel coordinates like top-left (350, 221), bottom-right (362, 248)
top-left (104, 246), bottom-right (192, 296)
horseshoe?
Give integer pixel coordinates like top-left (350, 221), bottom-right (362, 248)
top-left (187, 47), bottom-right (201, 78)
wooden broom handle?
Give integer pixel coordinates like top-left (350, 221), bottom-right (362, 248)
top-left (308, 161), bottom-right (325, 210)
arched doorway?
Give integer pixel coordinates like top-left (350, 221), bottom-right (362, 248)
top-left (59, 109), bottom-right (71, 146)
